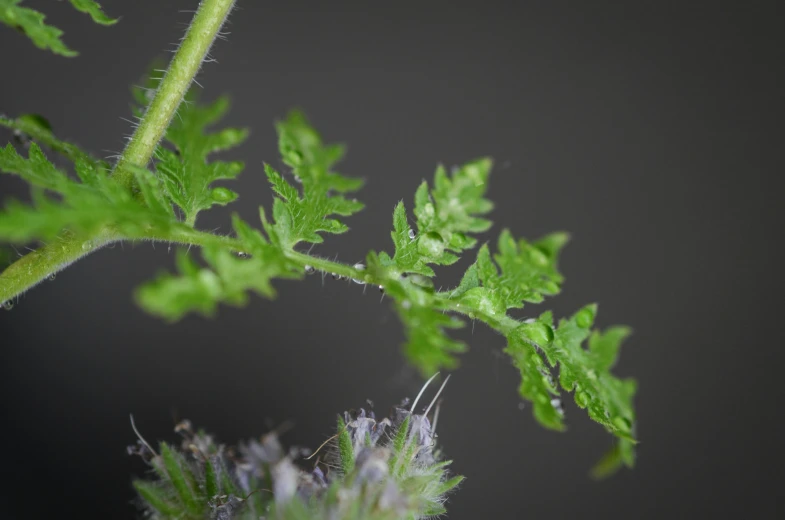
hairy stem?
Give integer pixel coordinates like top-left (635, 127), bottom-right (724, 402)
top-left (113, 0), bottom-right (235, 187)
top-left (1, 217), bottom-right (517, 336)
top-left (0, 0), bottom-right (235, 305)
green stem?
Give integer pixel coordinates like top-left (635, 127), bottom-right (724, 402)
top-left (113, 0), bottom-right (236, 187)
top-left (0, 0), bottom-right (235, 305)
top-left (0, 231), bottom-right (116, 303)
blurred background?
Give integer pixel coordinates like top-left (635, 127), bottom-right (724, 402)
top-left (1, 0), bottom-right (783, 518)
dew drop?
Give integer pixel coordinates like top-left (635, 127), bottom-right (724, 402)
top-left (378, 285), bottom-right (384, 293)
top-left (408, 229), bottom-right (416, 240)
top-left (528, 247), bottom-right (549, 267)
top-left (210, 187), bottom-right (236, 203)
top-left (2, 300), bottom-right (13, 311)
top-left (331, 273), bottom-right (343, 280)
top-left (575, 391), bottom-right (591, 408)
top-left (417, 231), bottom-right (445, 257)
top-left (81, 241), bottom-right (93, 251)
top-left (304, 265), bottom-right (315, 275)
top-left (550, 398), bottom-right (561, 408)
top-left (351, 263), bottom-right (366, 285)
top-left (612, 416), bottom-right (632, 432)
top-left (12, 130), bottom-right (31, 147)
top-left (575, 305), bottom-right (596, 328)
top-left (47, 273), bottom-right (56, 281)
top-left (234, 251), bottom-right (252, 259)
top-left (518, 320), bottom-right (554, 346)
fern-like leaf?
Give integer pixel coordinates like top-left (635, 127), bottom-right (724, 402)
top-left (132, 85), bottom-right (248, 226)
top-left (0, 0), bottom-right (116, 56)
top-left (266, 110), bottom-right (364, 248)
top-left (0, 143), bottom-right (177, 242)
top-left (68, 0), bottom-right (117, 26)
top-left (136, 215), bottom-right (300, 321)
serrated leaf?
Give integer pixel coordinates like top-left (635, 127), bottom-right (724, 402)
top-left (1, 113), bottom-right (108, 175)
top-left (132, 84), bottom-right (248, 225)
top-left (395, 289), bottom-right (466, 376)
top-left (266, 110), bottom-right (364, 248)
top-left (0, 0), bottom-right (76, 56)
top-left (391, 159), bottom-right (494, 277)
top-left (0, 142), bottom-right (69, 190)
top-left (68, 0), bottom-right (117, 25)
top-left (0, 0), bottom-right (117, 56)
top-left (464, 229), bottom-right (567, 310)
top-left (506, 325), bottom-right (564, 431)
top-left (542, 305), bottom-right (637, 452)
top-left (0, 144), bottom-right (177, 242)
top-left (136, 216), bottom-right (301, 321)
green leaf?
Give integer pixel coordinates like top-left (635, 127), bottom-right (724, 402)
top-left (203, 458), bottom-right (218, 500)
top-left (432, 474), bottom-right (465, 497)
top-left (590, 439), bottom-right (635, 479)
top-left (0, 144), bottom-right (177, 242)
top-left (132, 480), bottom-right (181, 516)
top-left (68, 0), bottom-right (117, 25)
top-left (0, 0), bottom-right (117, 56)
top-left (396, 289), bottom-right (466, 376)
top-left (266, 110), bottom-right (364, 248)
top-left (159, 442), bottom-right (200, 514)
top-left (136, 216), bottom-right (300, 321)
top-left (391, 159), bottom-right (493, 276)
top-left (336, 416), bottom-right (355, 476)
top-left (0, 0), bottom-right (76, 56)
top-left (542, 306), bottom-right (638, 458)
top-left (0, 113), bottom-right (106, 170)
top-left (506, 324), bottom-right (564, 431)
top-left (142, 91), bottom-right (248, 225)
top-left (388, 415), bottom-right (411, 476)
top-left (463, 229), bottom-right (567, 310)
top-left (0, 142), bottom-right (69, 190)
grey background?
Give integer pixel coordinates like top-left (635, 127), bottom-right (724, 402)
top-left (1, 0), bottom-right (783, 518)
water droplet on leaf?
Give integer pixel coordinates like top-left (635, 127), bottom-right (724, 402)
top-left (408, 229), bottom-right (416, 240)
top-left (82, 241), bottom-right (93, 251)
top-left (575, 305), bottom-right (596, 328)
top-left (352, 263), bottom-right (366, 284)
top-left (458, 287), bottom-right (505, 317)
top-left (528, 247), bottom-right (549, 267)
top-left (417, 231), bottom-right (445, 258)
top-left (304, 265), bottom-right (315, 275)
top-left (47, 273), bottom-right (56, 281)
top-left (518, 321), bottom-right (554, 346)
top-left (2, 300), bottom-right (13, 311)
top-left (210, 187), bottom-right (236, 203)
top-left (406, 274), bottom-right (434, 289)
top-left (575, 391), bottom-right (591, 408)
top-left (612, 416), bottom-right (632, 432)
